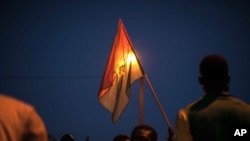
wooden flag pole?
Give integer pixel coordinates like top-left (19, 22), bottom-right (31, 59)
top-left (144, 74), bottom-right (176, 139)
top-left (139, 77), bottom-right (144, 125)
top-left (144, 74), bottom-right (172, 128)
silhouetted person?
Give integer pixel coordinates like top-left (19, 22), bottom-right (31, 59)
top-left (60, 134), bottom-right (74, 141)
top-left (0, 94), bottom-right (48, 141)
top-left (175, 54), bottom-right (250, 141)
top-left (130, 124), bottom-right (157, 141)
top-left (113, 134), bottom-right (130, 141)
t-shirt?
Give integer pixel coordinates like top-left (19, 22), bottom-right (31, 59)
top-left (176, 93), bottom-right (250, 141)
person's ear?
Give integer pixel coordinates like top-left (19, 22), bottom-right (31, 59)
top-left (199, 76), bottom-right (204, 85)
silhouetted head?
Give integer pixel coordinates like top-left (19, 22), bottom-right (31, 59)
top-left (198, 54), bottom-right (230, 93)
top-left (60, 134), bottom-right (74, 141)
top-left (113, 134), bottom-right (130, 141)
top-left (130, 124), bottom-right (157, 141)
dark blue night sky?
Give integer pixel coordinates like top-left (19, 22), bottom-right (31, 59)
top-left (0, 1), bottom-right (249, 140)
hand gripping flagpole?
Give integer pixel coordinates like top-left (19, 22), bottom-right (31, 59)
top-left (119, 18), bottom-right (175, 137)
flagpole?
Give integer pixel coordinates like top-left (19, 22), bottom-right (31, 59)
top-left (144, 74), bottom-right (172, 128)
top-left (139, 77), bottom-right (144, 125)
top-left (144, 74), bottom-right (176, 139)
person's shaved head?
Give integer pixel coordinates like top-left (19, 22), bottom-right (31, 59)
top-left (199, 54), bottom-right (230, 92)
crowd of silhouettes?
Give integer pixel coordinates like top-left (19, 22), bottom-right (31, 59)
top-left (50, 124), bottom-right (174, 141)
top-left (47, 124), bottom-right (172, 141)
top-left (48, 124), bottom-right (162, 141)
top-left (53, 124), bottom-right (164, 141)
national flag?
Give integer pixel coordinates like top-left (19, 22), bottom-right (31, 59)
top-left (98, 19), bottom-right (144, 123)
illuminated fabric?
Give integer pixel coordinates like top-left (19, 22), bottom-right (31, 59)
top-left (98, 19), bottom-right (144, 123)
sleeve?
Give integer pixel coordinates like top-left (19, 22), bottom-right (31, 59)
top-left (175, 109), bottom-right (192, 141)
top-left (25, 107), bottom-right (48, 141)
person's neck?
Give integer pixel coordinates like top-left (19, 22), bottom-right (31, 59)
top-left (204, 88), bottom-right (229, 95)
top-left (204, 90), bottom-right (229, 95)
top-left (203, 84), bottom-right (229, 95)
